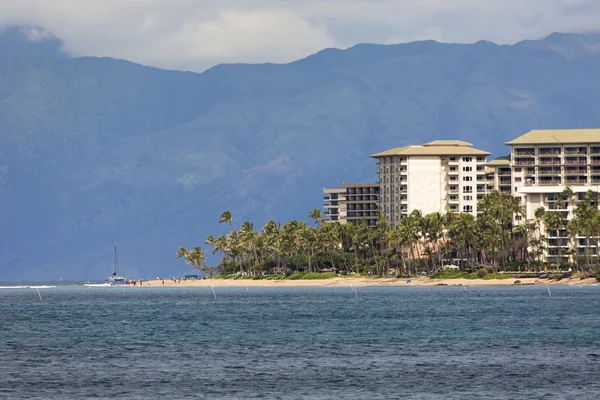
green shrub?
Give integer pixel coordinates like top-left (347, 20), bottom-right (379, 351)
top-left (596, 274), bottom-right (600, 282)
top-left (285, 272), bottom-right (337, 280)
top-left (431, 270), bottom-right (469, 279)
top-left (482, 273), bottom-right (514, 280)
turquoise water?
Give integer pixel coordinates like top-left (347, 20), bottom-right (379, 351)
top-left (1, 285), bottom-right (600, 399)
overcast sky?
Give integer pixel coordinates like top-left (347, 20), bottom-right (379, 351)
top-left (1, 0), bottom-right (600, 71)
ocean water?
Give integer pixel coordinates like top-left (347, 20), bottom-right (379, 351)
top-left (1, 285), bottom-right (600, 399)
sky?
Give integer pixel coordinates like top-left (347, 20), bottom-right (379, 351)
top-left (1, 0), bottom-right (600, 71)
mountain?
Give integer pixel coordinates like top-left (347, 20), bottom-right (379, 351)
top-left (1, 31), bottom-right (600, 281)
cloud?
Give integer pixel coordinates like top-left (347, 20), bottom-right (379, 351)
top-left (1, 0), bottom-right (599, 71)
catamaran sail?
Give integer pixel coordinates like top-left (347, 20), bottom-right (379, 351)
top-left (106, 242), bottom-right (126, 284)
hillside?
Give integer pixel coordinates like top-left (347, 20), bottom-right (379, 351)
top-left (1, 32), bottom-right (600, 280)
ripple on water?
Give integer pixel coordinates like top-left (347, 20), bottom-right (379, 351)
top-left (0, 286), bottom-right (600, 399)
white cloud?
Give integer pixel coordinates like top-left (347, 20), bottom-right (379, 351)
top-left (0, 0), bottom-right (599, 71)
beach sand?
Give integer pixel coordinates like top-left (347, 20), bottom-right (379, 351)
top-left (138, 276), bottom-right (597, 287)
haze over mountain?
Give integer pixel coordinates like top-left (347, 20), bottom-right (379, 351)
top-left (1, 29), bottom-right (600, 281)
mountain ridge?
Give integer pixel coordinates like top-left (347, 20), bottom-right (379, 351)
top-left (1, 31), bottom-right (600, 280)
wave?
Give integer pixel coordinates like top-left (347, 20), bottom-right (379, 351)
top-left (0, 285), bottom-right (57, 289)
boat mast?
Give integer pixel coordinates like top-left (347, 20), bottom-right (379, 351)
top-left (114, 242), bottom-right (119, 276)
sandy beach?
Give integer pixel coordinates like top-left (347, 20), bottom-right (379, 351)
top-left (139, 276), bottom-right (598, 287)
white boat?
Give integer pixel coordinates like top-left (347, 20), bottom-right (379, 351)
top-left (105, 242), bottom-right (126, 284)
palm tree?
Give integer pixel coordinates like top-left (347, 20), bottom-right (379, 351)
top-left (219, 210), bottom-right (233, 226)
top-left (175, 245), bottom-right (211, 277)
top-left (308, 208), bottom-right (325, 227)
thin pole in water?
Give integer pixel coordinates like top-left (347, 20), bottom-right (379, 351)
top-left (461, 284), bottom-right (467, 291)
top-left (246, 285), bottom-right (249, 293)
top-left (211, 286), bottom-right (217, 299)
top-left (546, 284), bottom-right (551, 296)
top-left (350, 285), bottom-right (358, 299)
top-left (121, 286), bottom-right (125, 293)
top-left (36, 288), bottom-right (42, 303)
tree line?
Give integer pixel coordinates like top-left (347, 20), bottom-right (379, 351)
top-left (175, 189), bottom-right (600, 277)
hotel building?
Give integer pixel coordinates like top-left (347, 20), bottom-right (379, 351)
top-left (507, 129), bottom-right (600, 263)
top-left (323, 129), bottom-right (600, 262)
top-left (370, 140), bottom-right (490, 223)
top-left (323, 183), bottom-right (380, 227)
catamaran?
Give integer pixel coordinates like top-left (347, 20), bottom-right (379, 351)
top-left (105, 242), bottom-right (126, 284)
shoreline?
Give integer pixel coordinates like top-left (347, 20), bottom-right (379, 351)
top-left (138, 276), bottom-right (598, 287)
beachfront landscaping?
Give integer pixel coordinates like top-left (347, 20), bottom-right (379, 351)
top-left (175, 190), bottom-right (600, 279)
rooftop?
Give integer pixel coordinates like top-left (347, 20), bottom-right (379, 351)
top-left (423, 140), bottom-right (473, 147)
top-left (505, 129), bottom-right (600, 145)
top-left (371, 142), bottom-right (490, 158)
top-left (486, 155), bottom-right (511, 166)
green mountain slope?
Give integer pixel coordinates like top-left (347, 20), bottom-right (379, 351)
top-left (1, 32), bottom-right (600, 280)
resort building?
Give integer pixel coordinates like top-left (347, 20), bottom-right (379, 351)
top-left (323, 188), bottom-right (346, 224)
top-left (485, 156), bottom-right (512, 194)
top-left (323, 128), bottom-right (600, 263)
top-left (323, 183), bottom-right (380, 227)
top-left (370, 140), bottom-right (490, 223)
top-left (506, 129), bottom-right (600, 263)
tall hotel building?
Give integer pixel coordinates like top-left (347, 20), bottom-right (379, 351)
top-left (507, 129), bottom-right (600, 262)
top-left (323, 129), bottom-right (600, 262)
top-left (370, 140), bottom-right (490, 222)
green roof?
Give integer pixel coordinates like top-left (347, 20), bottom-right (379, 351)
top-left (505, 129), bottom-right (600, 145)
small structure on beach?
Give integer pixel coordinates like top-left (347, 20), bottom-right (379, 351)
top-left (441, 264), bottom-right (460, 271)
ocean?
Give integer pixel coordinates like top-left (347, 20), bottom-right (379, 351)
top-left (1, 285), bottom-right (599, 399)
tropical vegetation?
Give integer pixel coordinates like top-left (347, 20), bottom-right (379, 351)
top-left (175, 189), bottom-right (600, 278)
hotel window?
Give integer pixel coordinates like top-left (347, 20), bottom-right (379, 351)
top-left (463, 205), bottom-right (473, 212)
top-left (463, 176), bottom-right (473, 181)
top-left (463, 157), bottom-right (473, 162)
top-left (515, 177), bottom-right (522, 182)
top-left (463, 166), bottom-right (472, 172)
top-left (463, 195), bottom-right (473, 201)
top-left (515, 168), bottom-right (522, 172)
top-left (463, 186), bottom-right (473, 193)
top-left (476, 157), bottom-right (485, 162)
top-left (449, 157), bottom-right (457, 161)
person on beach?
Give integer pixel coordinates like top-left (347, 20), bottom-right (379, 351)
top-left (162, 279), bottom-right (164, 286)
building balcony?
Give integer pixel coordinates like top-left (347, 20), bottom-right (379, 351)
top-left (538, 170), bottom-right (561, 175)
top-left (538, 151), bottom-right (561, 156)
top-left (564, 158), bottom-right (588, 165)
top-left (565, 149), bottom-right (587, 155)
top-left (515, 150), bottom-right (535, 156)
top-left (564, 169), bottom-right (587, 175)
top-left (514, 158), bottom-right (535, 165)
top-left (539, 160), bottom-right (561, 165)
top-left (538, 180), bottom-right (561, 186)
top-left (565, 179), bottom-right (588, 185)
top-left (497, 171), bottom-right (511, 176)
